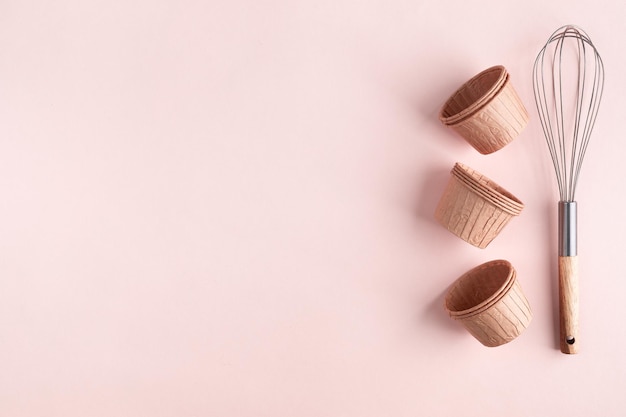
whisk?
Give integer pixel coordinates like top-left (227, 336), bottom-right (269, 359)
top-left (532, 25), bottom-right (604, 354)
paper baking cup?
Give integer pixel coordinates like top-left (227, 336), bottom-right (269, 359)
top-left (445, 260), bottom-right (532, 347)
top-left (434, 163), bottom-right (523, 248)
top-left (439, 66), bottom-right (529, 154)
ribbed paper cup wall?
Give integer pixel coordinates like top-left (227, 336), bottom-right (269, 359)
top-left (434, 164), bottom-right (523, 248)
top-left (445, 260), bottom-right (532, 347)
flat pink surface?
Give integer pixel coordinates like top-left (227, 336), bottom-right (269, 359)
top-left (1, 1), bottom-right (625, 416)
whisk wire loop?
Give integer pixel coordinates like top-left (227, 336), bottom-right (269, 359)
top-left (532, 25), bottom-right (604, 202)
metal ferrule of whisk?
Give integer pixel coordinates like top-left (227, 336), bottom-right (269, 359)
top-left (558, 201), bottom-right (577, 257)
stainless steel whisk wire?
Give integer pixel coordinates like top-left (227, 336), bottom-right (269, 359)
top-left (533, 26), bottom-right (605, 202)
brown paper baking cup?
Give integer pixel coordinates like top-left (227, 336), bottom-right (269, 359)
top-left (434, 164), bottom-right (523, 248)
top-left (445, 260), bottom-right (532, 347)
top-left (451, 163), bottom-right (524, 214)
top-left (439, 67), bottom-right (529, 154)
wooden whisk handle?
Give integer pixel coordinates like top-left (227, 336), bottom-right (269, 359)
top-left (559, 255), bottom-right (579, 354)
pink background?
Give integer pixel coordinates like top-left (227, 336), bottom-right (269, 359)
top-left (1, 1), bottom-right (626, 416)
